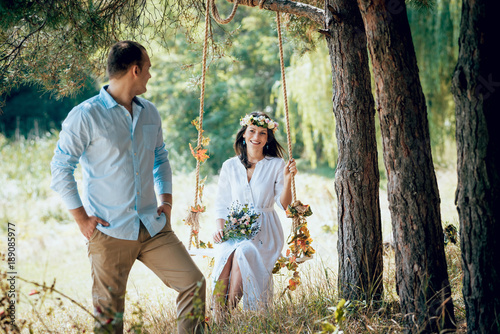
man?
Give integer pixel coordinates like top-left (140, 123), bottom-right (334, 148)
top-left (50, 41), bottom-right (205, 333)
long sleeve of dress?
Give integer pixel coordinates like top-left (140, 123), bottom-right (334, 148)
top-left (215, 161), bottom-right (232, 220)
top-left (273, 159), bottom-right (286, 211)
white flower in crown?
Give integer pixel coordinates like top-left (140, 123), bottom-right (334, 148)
top-left (240, 114), bottom-right (279, 133)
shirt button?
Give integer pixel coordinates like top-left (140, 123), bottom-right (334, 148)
top-left (136, 172), bottom-right (139, 175)
top-left (137, 191), bottom-right (140, 195)
top-left (134, 153), bottom-right (137, 156)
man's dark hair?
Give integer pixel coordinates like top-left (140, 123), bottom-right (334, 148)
top-left (107, 41), bottom-right (146, 79)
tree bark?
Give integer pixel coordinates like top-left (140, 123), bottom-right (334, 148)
top-left (356, 0), bottom-right (455, 332)
top-left (325, 0), bottom-right (383, 301)
top-left (452, 0), bottom-right (500, 332)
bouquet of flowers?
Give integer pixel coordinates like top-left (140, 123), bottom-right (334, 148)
top-left (222, 202), bottom-right (261, 241)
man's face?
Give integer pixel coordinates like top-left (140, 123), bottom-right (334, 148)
top-left (135, 51), bottom-right (152, 95)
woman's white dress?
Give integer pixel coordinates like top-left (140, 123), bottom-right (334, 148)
top-left (212, 156), bottom-right (286, 310)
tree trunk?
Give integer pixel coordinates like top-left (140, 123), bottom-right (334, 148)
top-left (325, 0), bottom-right (383, 301)
top-left (356, 0), bottom-right (455, 332)
top-left (452, 0), bottom-right (500, 332)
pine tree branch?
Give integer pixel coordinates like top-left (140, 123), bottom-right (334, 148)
top-left (227, 0), bottom-right (324, 25)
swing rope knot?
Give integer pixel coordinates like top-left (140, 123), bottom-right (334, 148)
top-left (210, 0), bottom-right (239, 24)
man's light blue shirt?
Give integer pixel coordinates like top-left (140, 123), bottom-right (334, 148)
top-left (50, 86), bottom-right (172, 240)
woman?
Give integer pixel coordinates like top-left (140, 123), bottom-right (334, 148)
top-left (212, 111), bottom-right (297, 313)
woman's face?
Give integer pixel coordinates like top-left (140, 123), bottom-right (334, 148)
top-left (243, 125), bottom-right (268, 152)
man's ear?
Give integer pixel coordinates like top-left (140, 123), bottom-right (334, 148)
top-left (131, 65), bottom-right (139, 77)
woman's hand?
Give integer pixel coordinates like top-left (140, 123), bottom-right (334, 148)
top-left (284, 158), bottom-right (298, 179)
top-left (280, 159), bottom-right (298, 209)
top-left (213, 229), bottom-right (224, 244)
top-left (213, 218), bottom-right (225, 243)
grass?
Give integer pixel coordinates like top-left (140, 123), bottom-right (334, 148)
top-left (0, 134), bottom-right (464, 333)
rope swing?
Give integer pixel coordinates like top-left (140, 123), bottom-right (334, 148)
top-left (272, 11), bottom-right (315, 292)
top-left (184, 0), bottom-right (212, 251)
top-left (185, 0), bottom-right (315, 293)
top-left (185, 0), bottom-right (244, 251)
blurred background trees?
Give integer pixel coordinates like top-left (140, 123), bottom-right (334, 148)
top-left (1, 0), bottom-right (460, 174)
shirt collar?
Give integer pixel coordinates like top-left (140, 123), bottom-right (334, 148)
top-left (132, 96), bottom-right (144, 108)
top-left (100, 85), bottom-right (145, 109)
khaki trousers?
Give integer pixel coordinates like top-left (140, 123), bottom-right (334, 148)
top-left (87, 218), bottom-right (205, 333)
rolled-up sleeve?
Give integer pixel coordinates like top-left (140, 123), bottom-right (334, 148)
top-left (153, 125), bottom-right (172, 195)
top-left (50, 108), bottom-right (90, 210)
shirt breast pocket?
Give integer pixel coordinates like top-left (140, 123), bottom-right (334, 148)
top-left (142, 125), bottom-right (158, 151)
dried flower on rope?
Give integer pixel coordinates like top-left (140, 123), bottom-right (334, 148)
top-left (199, 240), bottom-right (213, 249)
top-left (273, 200), bottom-right (315, 291)
top-left (189, 143), bottom-right (209, 163)
top-left (184, 118), bottom-right (210, 249)
top-left (190, 204), bottom-right (206, 213)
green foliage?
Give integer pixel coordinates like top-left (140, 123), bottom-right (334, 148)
top-left (318, 298), bottom-right (347, 333)
top-left (146, 7), bottom-right (337, 171)
top-left (444, 223), bottom-right (458, 246)
top-left (1, 0), bottom-right (327, 169)
top-left (147, 8), bottom-right (290, 172)
top-left (275, 42), bottom-right (336, 169)
top-left (0, 0), bottom-right (320, 99)
top-left (0, 81), bottom-right (98, 137)
top-left (0, 133), bottom-right (463, 331)
top-left (407, 0), bottom-right (436, 10)
top-left (0, 0), bottom-right (462, 171)
top-left (278, 2), bottom-right (322, 53)
top-left (0, 0), bottom-right (206, 97)
top-left (0, 0), bottom-right (110, 97)
top-left (272, 0), bottom-right (462, 169)
top-left (0, 133), bottom-right (74, 228)
top-left (407, 0), bottom-right (461, 164)
top-left (0, 133), bottom-right (56, 201)
top-left (184, 280), bottom-right (206, 325)
top-left (321, 223), bottom-right (338, 234)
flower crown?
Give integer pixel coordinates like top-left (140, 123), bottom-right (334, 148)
top-left (240, 114), bottom-right (279, 133)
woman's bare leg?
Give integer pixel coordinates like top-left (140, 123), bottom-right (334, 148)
top-left (214, 252), bottom-right (235, 308)
top-left (227, 255), bottom-right (243, 309)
